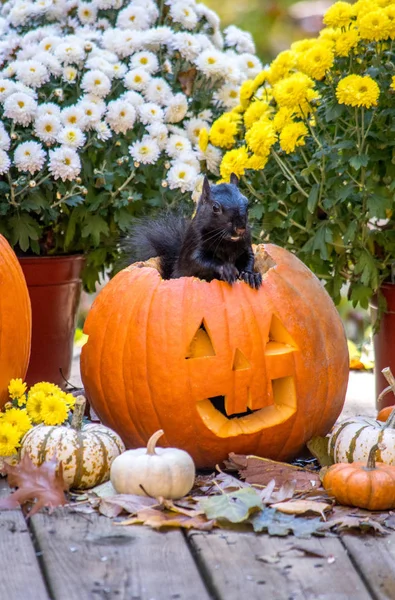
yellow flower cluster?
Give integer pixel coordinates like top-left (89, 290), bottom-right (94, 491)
top-left (336, 74), bottom-right (380, 108)
top-left (0, 379), bottom-right (75, 456)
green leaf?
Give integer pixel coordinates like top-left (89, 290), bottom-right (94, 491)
top-left (349, 154), bottom-right (369, 171)
top-left (8, 214), bottom-right (40, 251)
top-left (307, 184), bottom-right (320, 214)
top-left (81, 215), bottom-right (109, 246)
top-left (199, 487), bottom-right (263, 523)
top-left (114, 207), bottom-right (134, 231)
top-left (250, 507), bottom-right (323, 538)
top-left (64, 195), bottom-right (84, 207)
top-left (306, 436), bottom-right (334, 467)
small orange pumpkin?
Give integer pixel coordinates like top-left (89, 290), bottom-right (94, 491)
top-left (0, 235), bottom-right (31, 408)
top-left (323, 443), bottom-right (395, 510)
top-left (377, 405), bottom-right (394, 422)
top-left (81, 244), bottom-right (349, 468)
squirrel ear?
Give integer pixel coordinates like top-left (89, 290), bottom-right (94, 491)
top-left (200, 175), bottom-right (211, 204)
top-left (230, 173), bottom-right (239, 186)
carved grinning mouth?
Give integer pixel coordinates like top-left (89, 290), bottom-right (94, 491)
top-left (208, 395), bottom-right (260, 419)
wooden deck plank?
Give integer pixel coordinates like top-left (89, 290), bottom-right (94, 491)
top-left (30, 509), bottom-right (211, 600)
top-left (0, 479), bottom-right (49, 600)
top-left (188, 531), bottom-right (372, 600)
top-left (342, 533), bottom-right (395, 600)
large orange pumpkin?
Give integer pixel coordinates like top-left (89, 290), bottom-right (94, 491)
top-left (0, 235), bottom-right (31, 408)
top-left (80, 244), bottom-right (349, 468)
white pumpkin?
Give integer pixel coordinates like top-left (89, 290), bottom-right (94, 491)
top-left (20, 396), bottom-right (125, 489)
top-left (110, 429), bottom-right (195, 499)
top-left (328, 410), bottom-right (395, 465)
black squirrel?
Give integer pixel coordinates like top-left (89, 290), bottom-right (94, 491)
top-left (120, 173), bottom-right (262, 289)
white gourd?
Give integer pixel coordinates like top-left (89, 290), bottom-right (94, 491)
top-left (110, 429), bottom-right (195, 499)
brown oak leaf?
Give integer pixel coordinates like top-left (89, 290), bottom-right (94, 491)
top-left (0, 454), bottom-right (68, 517)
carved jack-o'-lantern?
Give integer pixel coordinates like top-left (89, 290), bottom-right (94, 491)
top-left (80, 244), bottom-right (348, 468)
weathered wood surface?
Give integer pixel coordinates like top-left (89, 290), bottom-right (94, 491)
top-left (30, 509), bottom-right (211, 600)
top-left (188, 530), bottom-right (372, 600)
top-left (0, 479), bottom-right (49, 600)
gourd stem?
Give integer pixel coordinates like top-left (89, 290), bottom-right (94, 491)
top-left (366, 443), bottom-right (380, 470)
top-left (146, 429), bottom-right (164, 455)
top-left (381, 368), bottom-right (395, 429)
top-left (70, 396), bottom-right (86, 431)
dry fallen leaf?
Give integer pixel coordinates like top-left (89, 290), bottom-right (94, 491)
top-left (271, 500), bottom-right (332, 520)
top-left (177, 67), bottom-right (197, 96)
top-left (116, 507), bottom-right (215, 530)
top-left (98, 494), bottom-right (158, 518)
top-left (0, 454), bottom-right (68, 517)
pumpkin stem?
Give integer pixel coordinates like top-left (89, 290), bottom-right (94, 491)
top-left (70, 395), bottom-right (86, 431)
top-left (146, 429), bottom-right (164, 455)
top-left (366, 442), bottom-right (385, 470)
top-left (381, 368), bottom-right (395, 429)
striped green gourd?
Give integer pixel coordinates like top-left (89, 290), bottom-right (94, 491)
top-left (328, 409), bottom-right (395, 465)
top-left (20, 396), bottom-right (125, 489)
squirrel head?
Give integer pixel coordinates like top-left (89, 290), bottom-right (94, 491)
top-left (196, 174), bottom-right (249, 242)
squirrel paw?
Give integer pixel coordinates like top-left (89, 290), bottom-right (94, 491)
top-left (219, 264), bottom-right (239, 284)
top-left (240, 271), bottom-right (262, 289)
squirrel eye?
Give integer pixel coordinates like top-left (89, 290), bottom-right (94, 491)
top-left (212, 203), bottom-right (221, 214)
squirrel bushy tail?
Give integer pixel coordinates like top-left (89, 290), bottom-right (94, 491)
top-left (117, 213), bottom-right (188, 279)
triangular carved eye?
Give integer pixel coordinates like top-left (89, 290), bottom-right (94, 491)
top-left (232, 348), bottom-right (251, 371)
top-left (186, 320), bottom-right (215, 359)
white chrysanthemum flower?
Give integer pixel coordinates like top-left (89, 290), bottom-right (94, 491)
top-left (39, 35), bottom-right (62, 53)
top-left (63, 66), bottom-right (78, 83)
top-left (79, 100), bottom-right (102, 129)
top-left (0, 78), bottom-right (16, 102)
top-left (146, 122), bottom-right (168, 150)
top-left (166, 134), bottom-right (192, 159)
top-left (15, 60), bottom-right (49, 89)
top-left (214, 83), bottom-right (240, 108)
top-left (198, 109), bottom-right (213, 122)
top-left (57, 125), bottom-right (86, 148)
top-left (85, 56), bottom-right (114, 78)
top-left (0, 123), bottom-right (11, 151)
top-left (195, 33), bottom-right (216, 51)
top-left (129, 136), bottom-right (160, 165)
top-left (167, 161), bottom-right (197, 192)
top-left (9, 2), bottom-right (32, 27)
top-left (198, 143), bottom-right (222, 175)
top-left (36, 102), bottom-right (62, 118)
top-left (0, 149), bottom-right (10, 175)
top-left (34, 113), bottom-right (62, 143)
top-left (35, 52), bottom-right (62, 77)
top-left (169, 2), bottom-right (198, 30)
top-left (142, 26), bottom-right (173, 48)
top-left (82, 94), bottom-right (106, 115)
top-left (116, 5), bottom-right (152, 30)
top-left (195, 48), bottom-right (227, 78)
top-left (139, 102), bottom-right (164, 125)
top-left (211, 30), bottom-right (224, 50)
top-left (106, 99), bottom-right (136, 134)
top-left (94, 0), bottom-right (118, 9)
top-left (34, 0), bottom-right (53, 14)
top-left (78, 2), bottom-right (97, 24)
top-left (124, 68), bottom-right (151, 91)
top-left (144, 77), bottom-right (172, 105)
top-left (61, 105), bottom-right (85, 127)
top-left (14, 141), bottom-right (46, 174)
top-left (181, 151), bottom-right (200, 171)
top-left (120, 90), bottom-right (144, 107)
top-left (185, 117), bottom-right (209, 144)
top-left (16, 45), bottom-right (37, 60)
top-left (95, 121), bottom-right (112, 141)
top-left (195, 4), bottom-right (220, 29)
top-left (81, 69), bottom-right (111, 98)
top-left (48, 146), bottom-right (81, 181)
top-left (167, 124), bottom-right (189, 138)
top-left (103, 28), bottom-right (142, 57)
top-left (132, 0), bottom-right (159, 21)
top-left (110, 62), bottom-right (128, 79)
top-left (13, 82), bottom-right (38, 99)
top-left (165, 93), bottom-right (188, 124)
top-left (89, 48), bottom-right (118, 64)
top-left (238, 53), bottom-right (262, 78)
top-left (170, 32), bottom-right (200, 61)
top-left (3, 92), bottom-right (37, 126)
top-left (130, 51), bottom-right (159, 74)
top-left (224, 25), bottom-right (255, 54)
top-left (54, 41), bottom-right (85, 65)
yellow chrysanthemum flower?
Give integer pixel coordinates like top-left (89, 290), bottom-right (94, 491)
top-left (198, 128), bottom-right (209, 152)
top-left (220, 146), bottom-right (249, 181)
top-left (291, 39), bottom-right (318, 54)
top-left (0, 422), bottom-right (20, 456)
top-left (247, 153), bottom-right (269, 170)
top-left (279, 122), bottom-right (309, 154)
top-left (358, 9), bottom-right (391, 41)
top-left (319, 27), bottom-right (340, 43)
top-left (239, 80), bottom-right (256, 109)
top-left (272, 107), bottom-right (295, 132)
top-left (266, 50), bottom-right (297, 85)
top-left (244, 100), bottom-right (271, 129)
top-left (384, 5), bottom-right (395, 38)
top-left (39, 395), bottom-right (69, 426)
top-left (245, 118), bottom-right (277, 157)
top-left (209, 115), bottom-right (239, 149)
top-left (273, 72), bottom-right (316, 109)
top-left (297, 43), bottom-right (334, 81)
top-left (26, 390), bottom-right (45, 423)
top-left (336, 74), bottom-right (380, 108)
top-left (252, 70), bottom-right (268, 91)
top-left (17, 396), bottom-right (27, 408)
top-left (334, 28), bottom-right (360, 56)
top-left (28, 381), bottom-right (60, 397)
top-left (323, 1), bottom-right (355, 27)
top-left (354, 0), bottom-right (380, 17)
top-left (61, 391), bottom-right (75, 410)
top-left (2, 407), bottom-right (32, 437)
top-left (8, 378), bottom-right (27, 400)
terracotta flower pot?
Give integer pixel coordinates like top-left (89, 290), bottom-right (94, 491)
top-left (18, 254), bottom-right (84, 388)
top-left (371, 283), bottom-right (395, 411)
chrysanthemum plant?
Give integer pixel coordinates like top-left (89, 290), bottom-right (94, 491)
top-left (0, 0), bottom-right (260, 289)
top-left (206, 0), bottom-right (395, 315)
top-left (0, 378), bottom-right (75, 457)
